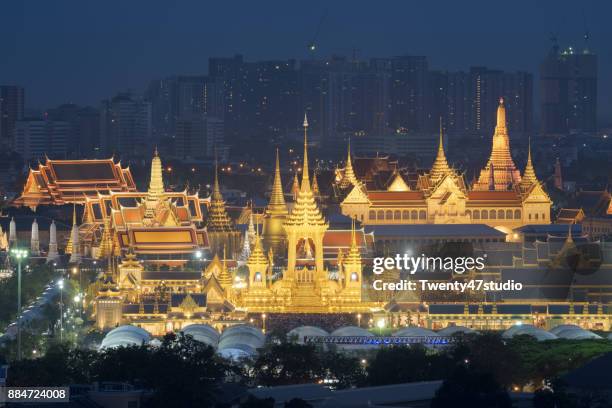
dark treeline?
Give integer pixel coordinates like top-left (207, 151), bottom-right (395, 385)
top-left (3, 332), bottom-right (612, 408)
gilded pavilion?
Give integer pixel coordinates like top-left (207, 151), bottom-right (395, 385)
top-left (80, 149), bottom-right (210, 264)
top-left (14, 157), bottom-right (136, 210)
top-left (340, 98), bottom-right (552, 234)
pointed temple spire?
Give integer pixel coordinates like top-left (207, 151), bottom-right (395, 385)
top-left (340, 140), bottom-right (359, 188)
top-left (284, 115), bottom-right (327, 230)
top-left (429, 118), bottom-right (452, 183)
top-left (300, 113), bottom-right (310, 192)
top-left (46, 220), bottom-right (59, 263)
top-left (311, 170), bottom-right (320, 197)
top-left (473, 98), bottom-right (522, 191)
top-left (520, 138), bottom-right (538, 190)
top-left (9, 217), bottom-right (16, 247)
top-left (30, 218), bottom-right (40, 255)
top-left (206, 162), bottom-right (234, 232)
top-left (268, 149), bottom-right (287, 212)
top-left (291, 171), bottom-right (300, 200)
top-left (97, 214), bottom-right (113, 260)
top-left (217, 246), bottom-right (233, 288)
top-left (0, 225), bottom-right (7, 251)
top-left (31, 218), bottom-right (40, 254)
top-left (148, 147), bottom-right (164, 198)
top-left (69, 204), bottom-right (82, 264)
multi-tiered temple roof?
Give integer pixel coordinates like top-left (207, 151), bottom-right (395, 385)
top-left (14, 158), bottom-right (136, 209)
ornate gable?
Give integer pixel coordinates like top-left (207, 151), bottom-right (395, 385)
top-left (342, 184), bottom-right (371, 205)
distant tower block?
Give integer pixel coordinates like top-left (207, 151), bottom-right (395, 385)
top-left (30, 218), bottom-right (40, 255)
top-left (47, 220), bottom-right (59, 263)
top-left (9, 217), bottom-right (17, 248)
top-left (554, 158), bottom-right (563, 190)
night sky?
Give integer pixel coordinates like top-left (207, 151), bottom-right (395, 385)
top-left (1, 0), bottom-right (611, 121)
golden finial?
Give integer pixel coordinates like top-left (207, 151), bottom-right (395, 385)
top-left (301, 113), bottom-right (310, 191)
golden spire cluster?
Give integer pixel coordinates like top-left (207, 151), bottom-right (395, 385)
top-left (284, 114), bottom-right (327, 228)
top-left (247, 230), bottom-right (268, 270)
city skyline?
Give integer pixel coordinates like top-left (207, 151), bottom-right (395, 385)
top-left (2, 0), bottom-right (611, 122)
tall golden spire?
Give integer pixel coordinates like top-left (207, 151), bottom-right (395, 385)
top-left (207, 162), bottom-right (234, 232)
top-left (340, 140), bottom-right (359, 188)
top-left (301, 113), bottom-right (310, 192)
top-left (520, 138), bottom-right (538, 190)
top-left (429, 118), bottom-right (452, 183)
top-left (97, 215), bottom-right (113, 260)
top-left (148, 147), bottom-right (164, 198)
top-left (218, 246), bottom-right (233, 287)
top-left (473, 98), bottom-right (521, 191)
top-left (291, 172), bottom-right (300, 200)
top-left (284, 115), bottom-right (327, 228)
top-left (268, 148), bottom-right (287, 212)
top-left (311, 171), bottom-right (320, 197)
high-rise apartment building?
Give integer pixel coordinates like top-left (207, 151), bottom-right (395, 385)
top-left (14, 120), bottom-right (70, 160)
top-left (0, 85), bottom-right (25, 149)
top-left (540, 42), bottom-right (597, 135)
top-left (100, 93), bottom-right (152, 157)
top-left (175, 115), bottom-right (224, 159)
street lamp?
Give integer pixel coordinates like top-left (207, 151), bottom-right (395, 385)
top-left (377, 318), bottom-right (385, 336)
top-left (261, 313), bottom-right (267, 333)
top-left (357, 313), bottom-right (362, 328)
top-left (10, 248), bottom-right (28, 361)
top-left (58, 279), bottom-right (64, 342)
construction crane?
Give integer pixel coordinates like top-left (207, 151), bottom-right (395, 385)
top-left (307, 10), bottom-right (327, 57)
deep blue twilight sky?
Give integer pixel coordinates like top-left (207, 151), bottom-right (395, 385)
top-left (1, 0), bottom-right (611, 121)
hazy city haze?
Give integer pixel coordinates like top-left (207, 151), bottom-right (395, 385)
top-left (1, 0), bottom-right (611, 120)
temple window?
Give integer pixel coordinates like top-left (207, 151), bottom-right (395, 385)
top-left (473, 210), bottom-right (480, 219)
top-left (394, 210), bottom-right (401, 220)
top-left (481, 210), bottom-right (488, 219)
top-left (542, 213), bottom-right (546, 220)
top-left (466, 210), bottom-right (472, 218)
top-left (411, 210), bottom-right (418, 219)
top-left (377, 210), bottom-right (384, 220)
top-left (386, 210), bottom-right (393, 220)
top-left (514, 209), bottom-right (521, 219)
top-left (535, 213), bottom-right (539, 220)
top-left (369, 210), bottom-right (376, 220)
top-left (419, 210), bottom-right (426, 220)
top-left (498, 210), bottom-right (505, 219)
top-left (402, 210), bottom-right (409, 219)
top-left (490, 210), bottom-right (496, 219)
top-left (506, 210), bottom-right (513, 219)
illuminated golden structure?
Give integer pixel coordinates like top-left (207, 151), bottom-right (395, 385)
top-left (262, 149), bottom-right (288, 255)
top-left (206, 164), bottom-right (241, 257)
top-left (81, 149), bottom-right (208, 264)
top-left (14, 158), bottom-right (136, 210)
top-left (340, 98), bottom-right (552, 234)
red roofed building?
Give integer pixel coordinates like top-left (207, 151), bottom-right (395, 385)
top-left (14, 158), bottom-right (136, 210)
